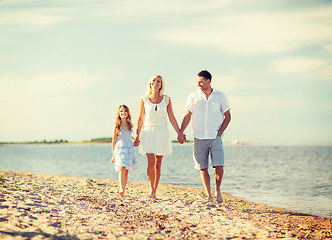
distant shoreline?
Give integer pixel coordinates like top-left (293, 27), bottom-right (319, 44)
top-left (2, 141), bottom-right (331, 146)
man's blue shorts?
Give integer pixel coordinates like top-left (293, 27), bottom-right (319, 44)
top-left (193, 136), bottom-right (224, 170)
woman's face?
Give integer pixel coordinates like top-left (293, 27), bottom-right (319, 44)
top-left (119, 107), bottom-right (128, 119)
top-left (150, 77), bottom-right (162, 91)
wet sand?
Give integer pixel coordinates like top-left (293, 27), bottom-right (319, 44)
top-left (0, 170), bottom-right (331, 239)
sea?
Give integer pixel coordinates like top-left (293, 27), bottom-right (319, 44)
top-left (0, 144), bottom-right (331, 219)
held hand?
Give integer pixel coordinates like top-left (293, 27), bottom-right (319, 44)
top-left (134, 137), bottom-right (140, 147)
top-left (177, 132), bottom-right (186, 144)
top-left (111, 156), bottom-right (115, 164)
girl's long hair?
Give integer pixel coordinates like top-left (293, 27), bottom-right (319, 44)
top-left (146, 75), bottom-right (165, 96)
top-left (115, 105), bottom-right (133, 136)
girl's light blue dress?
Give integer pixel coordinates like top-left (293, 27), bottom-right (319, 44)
top-left (113, 128), bottom-right (137, 171)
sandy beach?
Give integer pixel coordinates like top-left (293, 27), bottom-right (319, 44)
top-left (0, 171), bottom-right (331, 239)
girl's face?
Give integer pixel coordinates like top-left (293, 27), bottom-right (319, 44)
top-left (119, 107), bottom-right (128, 119)
top-left (150, 77), bottom-right (162, 91)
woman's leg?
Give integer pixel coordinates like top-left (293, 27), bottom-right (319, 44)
top-left (154, 155), bottom-right (163, 198)
top-left (146, 153), bottom-right (156, 198)
top-left (119, 167), bottom-right (127, 198)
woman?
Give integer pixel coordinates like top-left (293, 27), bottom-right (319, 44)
top-left (135, 75), bottom-right (183, 199)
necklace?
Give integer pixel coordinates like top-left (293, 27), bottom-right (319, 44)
top-left (148, 94), bottom-right (162, 111)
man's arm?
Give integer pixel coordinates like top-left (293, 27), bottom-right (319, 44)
top-left (178, 110), bottom-right (192, 143)
top-left (217, 110), bottom-right (231, 137)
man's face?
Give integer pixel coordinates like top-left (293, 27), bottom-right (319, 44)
top-left (197, 76), bottom-right (210, 91)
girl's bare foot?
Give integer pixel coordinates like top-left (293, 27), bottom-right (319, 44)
top-left (119, 192), bottom-right (125, 198)
top-left (215, 192), bottom-right (223, 203)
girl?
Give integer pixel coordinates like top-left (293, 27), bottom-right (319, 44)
top-left (111, 104), bottom-right (137, 198)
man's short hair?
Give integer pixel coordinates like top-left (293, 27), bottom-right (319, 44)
top-left (198, 70), bottom-right (212, 82)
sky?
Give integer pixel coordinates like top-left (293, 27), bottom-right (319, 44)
top-left (0, 0), bottom-right (331, 145)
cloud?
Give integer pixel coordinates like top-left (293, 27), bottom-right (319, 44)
top-left (211, 73), bottom-right (265, 94)
top-left (0, 70), bottom-right (101, 98)
top-left (323, 65), bottom-right (332, 76)
top-left (0, 8), bottom-right (75, 27)
top-left (97, 0), bottom-right (228, 18)
top-left (0, 0), bottom-right (37, 5)
top-left (272, 57), bottom-right (327, 74)
top-left (149, 5), bottom-right (332, 55)
top-left (324, 44), bottom-right (332, 53)
top-left (29, 70), bottom-right (101, 94)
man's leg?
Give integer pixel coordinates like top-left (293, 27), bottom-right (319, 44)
top-left (215, 166), bottom-right (224, 203)
top-left (194, 138), bottom-right (211, 201)
top-left (211, 136), bottom-right (225, 203)
top-left (200, 168), bottom-right (212, 201)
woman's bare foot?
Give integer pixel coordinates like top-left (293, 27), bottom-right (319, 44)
top-left (119, 192), bottom-right (125, 198)
top-left (215, 192), bottom-right (223, 203)
top-left (148, 192), bottom-right (156, 200)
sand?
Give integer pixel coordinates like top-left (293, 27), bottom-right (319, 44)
top-left (0, 170), bottom-right (331, 239)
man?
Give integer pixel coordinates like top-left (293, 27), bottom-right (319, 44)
top-left (178, 70), bottom-right (231, 203)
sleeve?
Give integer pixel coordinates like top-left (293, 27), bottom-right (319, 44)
top-left (164, 95), bottom-right (170, 105)
top-left (185, 93), bottom-right (194, 113)
top-left (141, 96), bottom-right (147, 104)
top-left (220, 93), bottom-right (231, 113)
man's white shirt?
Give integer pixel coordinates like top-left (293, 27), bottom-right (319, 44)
top-left (185, 89), bottom-right (230, 140)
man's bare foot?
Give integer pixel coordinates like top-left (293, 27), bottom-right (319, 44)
top-left (215, 192), bottom-right (223, 203)
top-left (119, 192), bottom-right (125, 198)
top-left (206, 197), bottom-right (213, 202)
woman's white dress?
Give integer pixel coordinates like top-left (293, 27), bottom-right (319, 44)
top-left (139, 95), bottom-right (172, 156)
top-left (113, 128), bottom-right (137, 171)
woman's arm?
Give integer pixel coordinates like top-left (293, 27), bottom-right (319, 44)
top-left (166, 97), bottom-right (180, 134)
top-left (167, 98), bottom-right (186, 143)
top-left (134, 98), bottom-right (145, 145)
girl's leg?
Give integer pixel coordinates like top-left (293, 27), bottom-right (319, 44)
top-left (124, 169), bottom-right (129, 189)
top-left (146, 153), bottom-right (156, 198)
top-left (153, 155), bottom-right (163, 199)
top-left (119, 167), bottom-right (127, 198)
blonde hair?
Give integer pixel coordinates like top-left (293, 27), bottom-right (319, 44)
top-left (146, 75), bottom-right (165, 96)
top-left (114, 105), bottom-right (133, 136)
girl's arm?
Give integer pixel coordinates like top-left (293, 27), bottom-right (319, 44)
top-left (134, 98), bottom-right (145, 145)
top-left (111, 128), bottom-right (118, 163)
